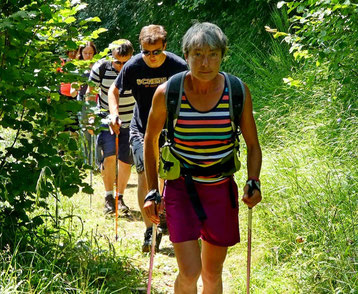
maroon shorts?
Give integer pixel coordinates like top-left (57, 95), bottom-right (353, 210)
top-left (163, 176), bottom-right (240, 247)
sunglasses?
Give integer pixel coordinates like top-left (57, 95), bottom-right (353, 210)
top-left (114, 60), bottom-right (127, 65)
top-left (141, 49), bottom-right (163, 56)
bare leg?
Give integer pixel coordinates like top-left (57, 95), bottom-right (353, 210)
top-left (137, 171), bottom-right (151, 228)
top-left (173, 240), bottom-right (202, 294)
top-left (116, 160), bottom-right (131, 195)
top-left (201, 240), bottom-right (228, 294)
top-left (102, 155), bottom-right (116, 191)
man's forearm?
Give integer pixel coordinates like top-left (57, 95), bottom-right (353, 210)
top-left (108, 84), bottom-right (119, 115)
top-left (144, 135), bottom-right (160, 192)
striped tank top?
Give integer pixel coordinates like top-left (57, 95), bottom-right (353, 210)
top-left (171, 81), bottom-right (235, 183)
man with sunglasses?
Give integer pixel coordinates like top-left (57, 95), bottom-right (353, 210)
top-left (108, 25), bottom-right (187, 252)
top-left (87, 39), bottom-right (135, 215)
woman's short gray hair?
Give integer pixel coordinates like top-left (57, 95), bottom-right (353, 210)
top-left (182, 22), bottom-right (228, 57)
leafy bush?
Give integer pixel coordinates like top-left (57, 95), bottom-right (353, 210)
top-left (0, 0), bottom-right (102, 249)
top-left (275, 0), bottom-right (358, 98)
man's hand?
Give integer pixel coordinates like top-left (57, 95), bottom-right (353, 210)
top-left (109, 114), bottom-right (121, 135)
top-left (242, 180), bottom-right (262, 208)
top-left (143, 190), bottom-right (164, 224)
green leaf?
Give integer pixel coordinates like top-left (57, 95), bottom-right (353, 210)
top-left (89, 28), bottom-right (108, 39)
top-left (40, 4), bottom-right (52, 18)
top-left (64, 16), bottom-right (76, 24)
top-left (273, 32), bottom-right (289, 38)
top-left (277, 1), bottom-right (286, 9)
top-left (82, 184), bottom-right (94, 194)
top-left (86, 16), bottom-right (101, 22)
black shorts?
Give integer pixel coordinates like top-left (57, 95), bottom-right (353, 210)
top-left (97, 126), bottom-right (133, 165)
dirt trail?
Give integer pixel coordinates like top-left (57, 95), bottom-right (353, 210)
top-left (76, 170), bottom-right (236, 293)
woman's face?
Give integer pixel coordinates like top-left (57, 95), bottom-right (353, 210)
top-left (82, 46), bottom-right (95, 61)
top-left (186, 45), bottom-right (222, 82)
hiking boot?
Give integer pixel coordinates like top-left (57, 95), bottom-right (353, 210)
top-left (104, 194), bottom-right (115, 214)
top-left (142, 226), bottom-right (163, 253)
top-left (117, 194), bottom-right (129, 213)
top-left (158, 210), bottom-right (168, 235)
top-left (142, 227), bottom-right (152, 253)
top-left (155, 227), bottom-right (163, 253)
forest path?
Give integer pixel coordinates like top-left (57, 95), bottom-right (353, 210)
top-left (70, 169), bottom-right (244, 293)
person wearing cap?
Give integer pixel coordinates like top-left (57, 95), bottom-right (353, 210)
top-left (87, 39), bottom-right (135, 214)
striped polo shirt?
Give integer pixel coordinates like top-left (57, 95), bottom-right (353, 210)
top-left (89, 59), bottom-right (135, 127)
top-left (171, 83), bottom-right (235, 183)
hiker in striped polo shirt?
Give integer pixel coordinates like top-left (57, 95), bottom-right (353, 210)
top-left (87, 39), bottom-right (135, 214)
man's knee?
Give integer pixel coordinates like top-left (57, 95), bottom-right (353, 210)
top-left (102, 155), bottom-right (116, 170)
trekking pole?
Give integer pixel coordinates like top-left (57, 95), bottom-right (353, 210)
top-left (246, 183), bottom-right (255, 294)
top-left (115, 133), bottom-right (119, 241)
top-left (246, 207), bottom-right (252, 294)
top-left (89, 133), bottom-right (93, 209)
top-left (147, 223), bottom-right (157, 294)
top-left (147, 192), bottom-right (161, 294)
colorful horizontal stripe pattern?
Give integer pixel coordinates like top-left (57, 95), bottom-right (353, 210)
top-left (172, 85), bottom-right (235, 183)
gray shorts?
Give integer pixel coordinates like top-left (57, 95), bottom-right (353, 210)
top-left (129, 128), bottom-right (167, 173)
top-left (129, 129), bottom-right (144, 173)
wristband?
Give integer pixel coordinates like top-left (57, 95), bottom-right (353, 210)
top-left (248, 176), bottom-right (260, 182)
top-left (108, 114), bottom-right (120, 123)
top-left (246, 179), bottom-right (261, 196)
top-left (144, 189), bottom-right (162, 204)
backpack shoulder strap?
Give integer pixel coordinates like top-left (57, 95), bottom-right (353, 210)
top-left (98, 60), bottom-right (110, 81)
top-left (222, 72), bottom-right (246, 133)
top-left (165, 71), bottom-right (187, 143)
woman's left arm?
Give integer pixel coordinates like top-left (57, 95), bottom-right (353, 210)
top-left (239, 84), bottom-right (262, 208)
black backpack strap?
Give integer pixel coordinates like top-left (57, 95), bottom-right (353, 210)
top-left (222, 72), bottom-right (245, 134)
top-left (184, 173), bottom-right (207, 221)
top-left (98, 60), bottom-right (110, 81)
top-left (165, 71), bottom-right (187, 143)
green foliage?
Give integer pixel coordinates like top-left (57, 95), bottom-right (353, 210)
top-left (276, 0), bottom-right (358, 98)
top-left (0, 231), bottom-right (144, 292)
top-left (0, 0), bottom-right (104, 249)
top-left (80, 0), bottom-right (277, 56)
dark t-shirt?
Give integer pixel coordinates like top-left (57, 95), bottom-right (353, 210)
top-left (114, 51), bottom-right (187, 134)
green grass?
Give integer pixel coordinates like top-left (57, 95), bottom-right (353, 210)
top-left (223, 22), bottom-right (357, 292)
top-left (0, 229), bottom-right (145, 293)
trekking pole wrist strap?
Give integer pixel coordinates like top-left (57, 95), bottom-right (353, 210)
top-left (246, 179), bottom-right (261, 196)
top-left (145, 189), bottom-right (162, 204)
top-left (108, 114), bottom-right (121, 124)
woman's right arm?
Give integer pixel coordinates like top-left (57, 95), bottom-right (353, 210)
top-left (143, 82), bottom-right (168, 223)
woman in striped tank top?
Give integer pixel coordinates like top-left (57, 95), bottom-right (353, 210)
top-left (144, 22), bottom-right (262, 293)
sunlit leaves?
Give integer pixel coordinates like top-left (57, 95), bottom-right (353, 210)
top-left (0, 0), bottom-right (107, 249)
top-left (283, 77), bottom-right (302, 87)
top-left (89, 27), bottom-right (108, 39)
top-left (274, 0), bottom-right (358, 94)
